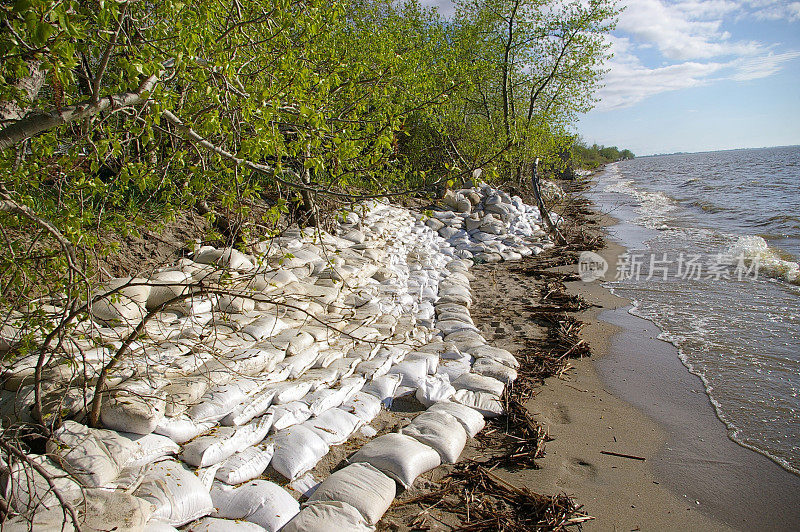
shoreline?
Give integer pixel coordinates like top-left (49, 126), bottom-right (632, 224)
top-left (526, 234), bottom-right (731, 531)
top-left (533, 201), bottom-right (800, 529)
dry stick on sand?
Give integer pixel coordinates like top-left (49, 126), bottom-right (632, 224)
top-left (600, 450), bottom-right (647, 461)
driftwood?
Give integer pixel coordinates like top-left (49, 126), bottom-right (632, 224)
top-left (531, 158), bottom-right (567, 246)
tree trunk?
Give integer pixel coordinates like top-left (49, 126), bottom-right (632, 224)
top-left (298, 146), bottom-right (318, 226)
top-left (0, 73), bottom-right (160, 151)
top-left (0, 61), bottom-right (46, 126)
top-left (531, 158), bottom-right (566, 245)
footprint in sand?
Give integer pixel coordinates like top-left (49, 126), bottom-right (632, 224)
top-left (568, 458), bottom-right (599, 480)
top-left (553, 403), bottom-right (572, 424)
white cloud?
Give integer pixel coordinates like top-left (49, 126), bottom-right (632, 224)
top-left (418, 0), bottom-right (800, 112)
top-left (417, 0), bottom-right (456, 17)
top-left (749, 1), bottom-right (800, 22)
top-left (729, 50), bottom-right (800, 80)
top-left (594, 34), bottom-right (725, 110)
top-left (593, 0), bottom-right (800, 111)
top-left (673, 0), bottom-right (741, 19)
top-left (617, 0), bottom-right (765, 60)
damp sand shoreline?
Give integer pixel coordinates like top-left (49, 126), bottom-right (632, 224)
top-left (529, 210), bottom-right (800, 531)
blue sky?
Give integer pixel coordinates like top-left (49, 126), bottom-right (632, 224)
top-left (420, 0), bottom-right (800, 155)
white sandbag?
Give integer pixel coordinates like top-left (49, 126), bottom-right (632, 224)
top-left (415, 374), bottom-right (456, 407)
top-left (145, 521), bottom-right (182, 531)
top-left (283, 347), bottom-right (321, 379)
top-left (279, 330), bottom-right (316, 357)
top-left (76, 490), bottom-right (152, 531)
top-left (452, 373), bottom-right (505, 397)
top-left (386, 359), bottom-right (428, 388)
top-left (464, 344), bottom-right (519, 368)
top-left (271, 380), bottom-right (314, 404)
top-left (211, 480), bottom-right (299, 532)
top-left (349, 433), bottom-right (441, 489)
top-left (435, 319), bottom-right (478, 336)
top-left (6, 455), bottom-right (83, 512)
top-left (242, 315), bottom-right (289, 341)
top-left (288, 472), bottom-right (320, 498)
top-left (189, 379), bottom-right (260, 423)
top-left (354, 357), bottom-right (393, 379)
top-left (325, 357), bottom-right (361, 379)
top-left (400, 411), bottom-right (467, 463)
top-left (135, 459), bottom-right (214, 526)
top-left (269, 401), bottom-right (312, 431)
top-left (303, 386), bottom-right (349, 416)
top-left (223, 387), bottom-right (277, 426)
top-left (436, 359), bottom-right (472, 381)
top-left (404, 351), bottom-right (439, 374)
top-left (122, 431), bottom-right (181, 468)
top-left (155, 414), bottom-right (215, 444)
top-left (314, 347), bottom-right (346, 368)
top-left (338, 375), bottom-right (367, 400)
top-left (47, 420), bottom-right (134, 488)
top-left (261, 362), bottom-right (292, 384)
top-left (181, 416), bottom-right (272, 468)
top-left (217, 294), bottom-right (256, 314)
top-left (5, 489), bottom-right (153, 532)
top-left (303, 408), bottom-right (363, 446)
top-left (215, 442), bottom-right (275, 485)
top-left (186, 517), bottom-right (267, 531)
top-left (440, 330), bottom-right (480, 347)
top-left (428, 402), bottom-right (486, 438)
top-left (452, 389), bottom-right (505, 417)
top-left (361, 374), bottom-right (401, 407)
top-left (270, 425), bottom-right (330, 480)
top-left (101, 386), bottom-right (166, 435)
top-left (90, 277), bottom-right (150, 324)
top-left (195, 247), bottom-right (255, 271)
top-left (257, 268), bottom-right (299, 291)
top-left (147, 271), bottom-right (191, 310)
top-left (307, 462), bottom-right (395, 525)
top-left (472, 357), bottom-right (518, 384)
top-left (220, 346), bottom-right (285, 376)
top-left (163, 377), bottom-right (210, 417)
top-left (282, 501), bottom-right (371, 532)
top-left (295, 369), bottom-right (338, 392)
top-left (340, 391), bottom-right (382, 423)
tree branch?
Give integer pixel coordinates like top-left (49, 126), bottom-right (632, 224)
top-left (0, 438), bottom-right (84, 531)
top-left (0, 74), bottom-right (160, 151)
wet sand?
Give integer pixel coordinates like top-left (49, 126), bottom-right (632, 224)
top-left (524, 240), bottom-right (732, 531)
top-left (531, 219), bottom-right (800, 530)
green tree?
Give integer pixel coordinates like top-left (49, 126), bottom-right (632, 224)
top-left (445, 0), bottom-right (619, 181)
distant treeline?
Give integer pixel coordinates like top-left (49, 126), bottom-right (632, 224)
top-left (573, 141), bottom-right (635, 169)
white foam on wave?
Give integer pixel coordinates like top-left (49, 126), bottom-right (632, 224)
top-left (725, 235), bottom-right (800, 284)
top-left (620, 295), bottom-right (800, 477)
top-left (603, 164), bottom-right (678, 229)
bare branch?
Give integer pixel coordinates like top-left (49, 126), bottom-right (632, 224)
top-left (0, 438), bottom-right (83, 531)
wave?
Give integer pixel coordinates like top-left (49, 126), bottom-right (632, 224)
top-left (725, 236), bottom-right (800, 285)
top-left (614, 294), bottom-right (800, 477)
top-left (689, 200), bottom-right (726, 214)
top-left (603, 174), bottom-right (677, 229)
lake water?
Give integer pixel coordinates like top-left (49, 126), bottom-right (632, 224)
top-left (588, 146), bottom-right (800, 475)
